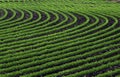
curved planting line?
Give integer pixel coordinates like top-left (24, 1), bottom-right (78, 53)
top-left (0, 9), bottom-right (4, 18)
top-left (0, 41), bottom-right (120, 72)
top-left (0, 13), bottom-right (119, 76)
top-left (0, 9), bottom-right (8, 20)
top-left (0, 10), bottom-right (51, 54)
top-left (0, 30), bottom-right (118, 66)
top-left (0, 12), bottom-right (102, 56)
top-left (0, 11), bottom-right (71, 49)
top-left (0, 9), bottom-right (24, 28)
top-left (0, 9), bottom-right (24, 33)
top-left (0, 11), bottom-right (88, 57)
top-left (0, 10), bottom-right (64, 42)
top-left (90, 14), bottom-right (120, 77)
top-left (0, 9), bottom-right (120, 77)
top-left (40, 13), bottom-right (119, 76)
top-left (0, 9), bottom-right (42, 37)
top-left (0, 8), bottom-right (17, 23)
top-left (22, 54), bottom-right (120, 77)
top-left (0, 9), bottom-right (16, 27)
top-left (0, 9), bottom-right (33, 30)
top-left (1, 47), bottom-right (120, 76)
top-left (0, 11), bottom-right (90, 61)
top-left (0, 10), bottom-right (49, 39)
top-left (0, 41), bottom-right (120, 71)
top-left (45, 47), bottom-right (120, 77)
top-left (0, 12), bottom-right (105, 67)
top-left (0, 10), bottom-right (54, 40)
top-left (0, 12), bottom-right (90, 61)
top-left (0, 17), bottom-right (114, 63)
top-left (0, 9), bottom-right (42, 33)
top-left (0, 10), bottom-right (86, 45)
top-left (0, 10), bottom-right (69, 42)
top-left (0, 12), bottom-right (90, 57)
top-left (0, 11), bottom-right (90, 48)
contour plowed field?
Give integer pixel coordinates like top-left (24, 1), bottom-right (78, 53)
top-left (0, 7), bottom-right (120, 77)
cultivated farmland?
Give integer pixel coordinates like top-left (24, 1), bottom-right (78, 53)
top-left (0, 0), bottom-right (120, 77)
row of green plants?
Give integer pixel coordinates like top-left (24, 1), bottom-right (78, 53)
top-left (0, 1), bottom-right (120, 76)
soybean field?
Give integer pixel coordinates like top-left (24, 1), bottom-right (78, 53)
top-left (0, 0), bottom-right (120, 77)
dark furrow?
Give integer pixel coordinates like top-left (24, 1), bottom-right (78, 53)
top-left (92, 64), bottom-right (120, 76)
top-left (40, 11), bottom-right (47, 21)
top-left (11, 50), bottom-right (120, 76)
top-left (0, 12), bottom-right (73, 44)
top-left (56, 11), bottom-right (66, 23)
top-left (19, 10), bottom-right (31, 23)
top-left (114, 17), bottom-right (120, 28)
top-left (0, 14), bottom-right (102, 74)
top-left (43, 55), bottom-right (120, 77)
top-left (12, 10), bottom-right (39, 26)
top-left (47, 11), bottom-right (65, 25)
top-left (29, 10), bottom-right (39, 21)
top-left (0, 9), bottom-right (4, 18)
top-left (0, 12), bottom-right (67, 52)
top-left (73, 13), bottom-right (88, 24)
top-left (61, 14), bottom-right (98, 41)
top-left (54, 12), bottom-right (86, 32)
top-left (2, 9), bottom-right (13, 19)
top-left (48, 11), bottom-right (56, 22)
top-left (5, 10), bottom-right (47, 32)
top-left (85, 16), bottom-right (115, 36)
top-left (23, 14), bottom-right (120, 77)
top-left (0, 13), bottom-right (87, 53)
top-left (10, 9), bottom-right (22, 20)
top-left (1, 11), bottom-right (30, 29)
top-left (0, 8), bottom-right (120, 77)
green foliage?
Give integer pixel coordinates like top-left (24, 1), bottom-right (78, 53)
top-left (0, 0), bottom-right (120, 77)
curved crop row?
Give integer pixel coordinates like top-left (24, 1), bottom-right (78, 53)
top-left (0, 8), bottom-right (120, 77)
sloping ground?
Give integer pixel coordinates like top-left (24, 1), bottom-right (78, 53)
top-left (0, 0), bottom-right (120, 77)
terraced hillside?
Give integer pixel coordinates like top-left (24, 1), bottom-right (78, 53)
top-left (0, 0), bottom-right (120, 77)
